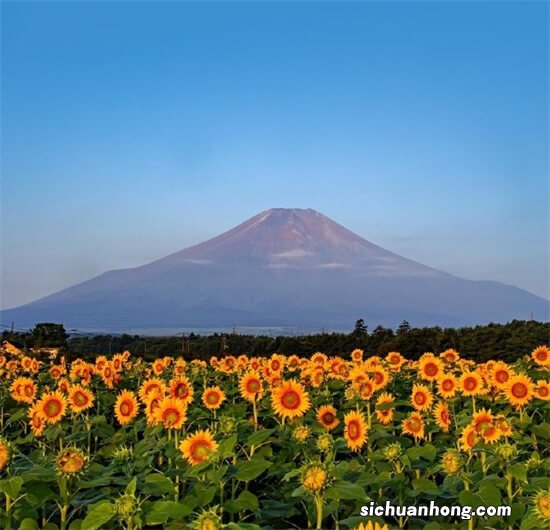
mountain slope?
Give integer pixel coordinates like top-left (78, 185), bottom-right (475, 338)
top-left (2, 208), bottom-right (548, 331)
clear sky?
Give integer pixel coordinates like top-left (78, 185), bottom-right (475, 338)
top-left (1, 1), bottom-right (548, 310)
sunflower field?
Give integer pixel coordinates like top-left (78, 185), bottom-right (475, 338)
top-left (0, 346), bottom-right (549, 530)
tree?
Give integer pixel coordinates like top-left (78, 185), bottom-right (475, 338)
top-left (397, 320), bottom-right (411, 335)
top-left (30, 323), bottom-right (68, 349)
top-left (353, 319), bottom-right (368, 335)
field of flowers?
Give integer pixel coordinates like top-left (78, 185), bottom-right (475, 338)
top-left (0, 346), bottom-right (549, 530)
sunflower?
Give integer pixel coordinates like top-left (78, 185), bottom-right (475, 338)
top-left (411, 384), bottom-right (433, 412)
top-left (351, 349), bottom-right (364, 363)
top-left (269, 354), bottom-right (285, 373)
top-left (239, 371), bottom-right (264, 402)
top-left (532, 345), bottom-right (550, 367)
top-left (139, 378), bottom-right (167, 403)
top-left (535, 380), bottom-right (550, 401)
top-left (143, 393), bottom-right (163, 426)
top-left (418, 356), bottom-right (444, 381)
top-left (385, 351), bottom-right (406, 371)
top-left (505, 374), bottom-right (534, 407)
top-left (154, 397), bottom-right (187, 429)
top-left (68, 385), bottom-right (95, 413)
top-left (370, 366), bottom-right (390, 390)
top-left (293, 425), bottom-right (310, 443)
top-left (495, 415), bottom-right (512, 437)
top-left (114, 390), bottom-right (139, 425)
top-left (436, 374), bottom-right (458, 399)
top-left (459, 371), bottom-right (484, 397)
top-left (311, 352), bottom-right (327, 366)
top-left (491, 362), bottom-right (513, 389)
top-left (402, 412), bottom-right (425, 440)
top-left (0, 439), bottom-right (9, 471)
top-left (169, 377), bottom-right (194, 406)
top-left (271, 380), bottom-right (311, 421)
top-left (38, 391), bottom-right (67, 424)
top-left (441, 449), bottom-right (463, 474)
top-left (440, 348), bottom-right (460, 364)
top-left (9, 377), bottom-right (36, 404)
top-left (202, 386), bottom-right (226, 410)
top-left (316, 405), bottom-right (339, 430)
top-left (301, 464), bottom-right (329, 493)
top-left (375, 393), bottom-right (394, 425)
top-left (179, 429), bottom-right (219, 466)
top-left (28, 402), bottom-right (46, 437)
top-left (459, 425), bottom-right (479, 452)
top-left (532, 489), bottom-right (550, 525)
top-left (56, 448), bottom-right (86, 474)
top-left (344, 410), bottom-right (368, 451)
top-left (433, 401), bottom-right (451, 432)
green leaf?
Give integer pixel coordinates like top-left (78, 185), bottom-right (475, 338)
top-left (325, 481), bottom-right (366, 501)
top-left (246, 429), bottom-right (274, 447)
top-left (406, 444), bottom-right (438, 462)
top-left (235, 490), bottom-right (259, 512)
top-left (412, 478), bottom-right (440, 496)
top-left (531, 423), bottom-right (550, 440)
top-left (19, 519), bottom-right (40, 530)
top-left (144, 501), bottom-right (192, 525)
top-left (125, 477), bottom-right (137, 496)
top-left (235, 458), bottom-right (272, 481)
top-left (218, 434), bottom-right (238, 457)
top-left (508, 464), bottom-right (528, 483)
top-left (142, 474), bottom-right (175, 496)
top-left (81, 501), bottom-right (115, 530)
top-left (0, 476), bottom-right (23, 498)
top-left (458, 490), bottom-right (484, 509)
top-left (478, 480), bottom-right (501, 507)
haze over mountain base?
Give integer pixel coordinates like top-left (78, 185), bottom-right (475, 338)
top-left (2, 209), bottom-right (548, 332)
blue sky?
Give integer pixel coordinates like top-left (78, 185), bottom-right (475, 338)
top-left (1, 1), bottom-right (548, 310)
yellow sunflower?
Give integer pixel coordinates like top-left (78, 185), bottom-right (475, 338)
top-left (139, 378), bottom-right (167, 403)
top-left (114, 390), bottom-right (139, 425)
top-left (316, 405), bottom-right (339, 430)
top-left (28, 402), bottom-right (46, 437)
top-left (68, 385), bottom-right (95, 413)
top-left (271, 380), bottom-right (311, 421)
top-left (375, 392), bottom-right (394, 425)
top-left (154, 397), bottom-right (187, 429)
top-left (459, 425), bottom-right (479, 452)
top-left (10, 377), bottom-right (36, 404)
top-left (344, 410), bottom-right (368, 451)
top-left (418, 356), bottom-right (444, 381)
top-left (202, 386), bottom-right (226, 410)
top-left (532, 345), bottom-right (550, 367)
top-left (505, 374), bottom-right (534, 408)
top-left (56, 448), bottom-right (86, 474)
top-left (402, 412), bottom-right (425, 440)
top-left (437, 374), bottom-right (458, 399)
top-left (433, 401), bottom-right (451, 432)
top-left (411, 383), bottom-right (433, 412)
top-left (38, 391), bottom-right (67, 424)
top-left (491, 362), bottom-right (513, 389)
top-left (169, 377), bottom-right (194, 406)
top-left (0, 439), bottom-right (9, 471)
top-left (535, 380), bottom-right (550, 401)
top-left (459, 371), bottom-right (484, 397)
top-left (179, 429), bottom-right (219, 466)
top-left (239, 371), bottom-right (264, 402)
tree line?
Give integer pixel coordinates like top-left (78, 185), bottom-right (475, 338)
top-left (2, 319), bottom-right (548, 364)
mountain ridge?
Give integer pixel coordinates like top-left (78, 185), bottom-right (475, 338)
top-left (1, 208), bottom-right (548, 331)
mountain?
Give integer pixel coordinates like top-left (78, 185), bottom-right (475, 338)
top-left (1, 208), bottom-right (548, 332)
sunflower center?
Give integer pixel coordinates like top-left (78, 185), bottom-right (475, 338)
top-left (164, 409), bottom-right (180, 425)
top-left (281, 390), bottom-right (300, 409)
top-left (464, 378), bottom-right (476, 391)
top-left (120, 402), bottom-right (132, 416)
top-left (414, 393), bottom-right (426, 405)
top-left (323, 412), bottom-right (334, 424)
top-left (442, 380), bottom-right (454, 391)
top-left (175, 384), bottom-right (188, 398)
top-left (348, 421), bottom-right (360, 439)
top-left (45, 399), bottom-right (62, 417)
top-left (425, 363), bottom-right (438, 376)
top-left (247, 380), bottom-right (260, 393)
top-left (511, 383), bottom-right (527, 398)
top-left (74, 391), bottom-right (87, 405)
top-left (193, 442), bottom-right (211, 460)
top-left (495, 371), bottom-right (508, 383)
top-left (206, 393), bottom-right (220, 405)
top-left (409, 419), bottom-right (421, 432)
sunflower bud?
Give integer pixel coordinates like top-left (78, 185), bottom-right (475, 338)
top-left (441, 449), bottom-right (463, 475)
top-left (316, 433), bottom-right (333, 453)
top-left (383, 442), bottom-right (402, 462)
top-left (293, 425), bottom-right (310, 443)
